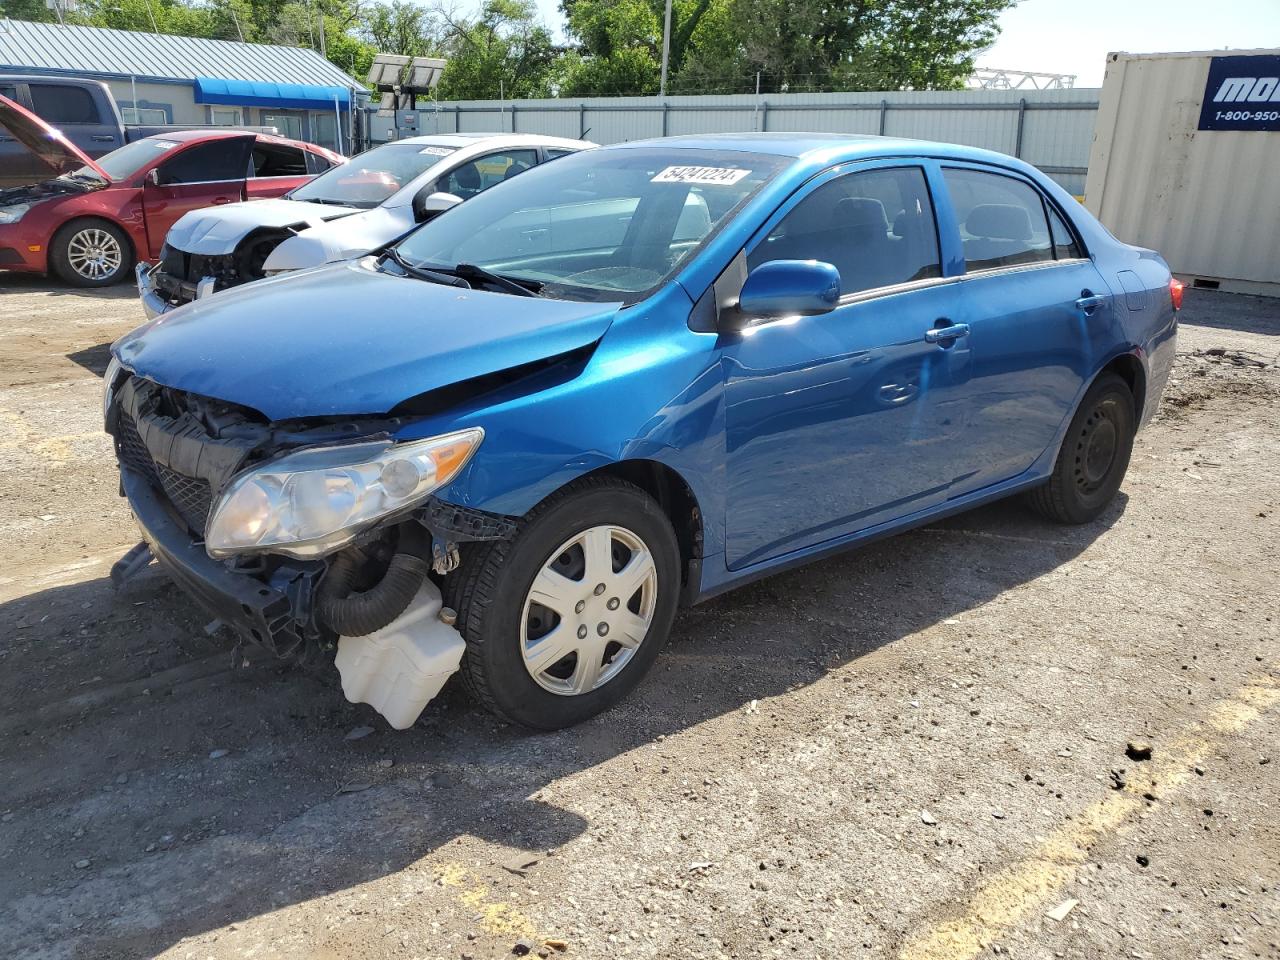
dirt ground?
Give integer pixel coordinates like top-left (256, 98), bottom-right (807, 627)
top-left (0, 275), bottom-right (1277, 960)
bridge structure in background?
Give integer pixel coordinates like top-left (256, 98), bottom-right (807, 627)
top-left (968, 68), bottom-right (1078, 90)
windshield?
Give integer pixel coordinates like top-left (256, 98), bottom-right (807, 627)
top-left (290, 142), bottom-right (458, 208)
top-left (393, 147), bottom-right (786, 303)
top-left (78, 137), bottom-right (179, 181)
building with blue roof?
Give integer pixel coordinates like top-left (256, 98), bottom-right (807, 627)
top-left (0, 18), bottom-right (361, 150)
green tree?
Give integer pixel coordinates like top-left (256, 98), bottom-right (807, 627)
top-left (435, 0), bottom-right (558, 100)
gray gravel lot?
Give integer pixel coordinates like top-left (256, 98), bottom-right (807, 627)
top-left (0, 276), bottom-right (1277, 960)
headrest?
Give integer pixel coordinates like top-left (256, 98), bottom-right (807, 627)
top-left (966, 203), bottom-right (1032, 241)
top-left (455, 164), bottom-right (481, 189)
top-left (785, 196), bottom-right (840, 236)
top-left (836, 196), bottom-right (888, 233)
top-left (503, 162), bottom-right (529, 181)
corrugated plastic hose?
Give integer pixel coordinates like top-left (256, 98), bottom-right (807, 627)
top-left (317, 523), bottom-right (430, 637)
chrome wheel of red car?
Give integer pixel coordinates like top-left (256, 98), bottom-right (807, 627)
top-left (51, 219), bottom-right (133, 287)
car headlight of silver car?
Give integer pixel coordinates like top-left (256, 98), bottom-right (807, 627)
top-left (102, 355), bottom-right (122, 421)
top-left (205, 428), bottom-right (484, 560)
top-left (0, 202), bottom-right (32, 225)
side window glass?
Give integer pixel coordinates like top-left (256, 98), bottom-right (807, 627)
top-left (306, 151), bottom-right (335, 174)
top-left (251, 143), bottom-right (307, 177)
top-left (442, 149), bottom-right (539, 198)
top-left (943, 167), bottom-right (1053, 272)
top-left (157, 141), bottom-right (247, 185)
top-left (747, 165), bottom-right (941, 296)
top-left (544, 149), bottom-right (575, 161)
top-left (1047, 204), bottom-right (1082, 259)
top-left (30, 84), bottom-right (98, 124)
top-left (0, 85), bottom-right (18, 103)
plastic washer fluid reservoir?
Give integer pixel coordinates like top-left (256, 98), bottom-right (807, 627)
top-left (335, 580), bottom-right (466, 729)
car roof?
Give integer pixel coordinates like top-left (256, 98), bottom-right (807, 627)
top-left (394, 133), bottom-right (590, 148)
top-left (611, 132), bottom-right (1019, 167)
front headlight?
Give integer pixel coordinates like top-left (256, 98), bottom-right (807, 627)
top-left (103, 355), bottom-right (122, 422)
top-left (0, 203), bottom-right (32, 225)
top-left (205, 428), bottom-right (484, 559)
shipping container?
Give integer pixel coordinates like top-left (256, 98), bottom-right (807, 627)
top-left (1085, 49), bottom-right (1280, 296)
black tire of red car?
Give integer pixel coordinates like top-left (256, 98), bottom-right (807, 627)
top-left (443, 476), bottom-right (681, 730)
top-left (49, 218), bottom-right (134, 288)
top-left (1027, 372), bottom-right (1135, 525)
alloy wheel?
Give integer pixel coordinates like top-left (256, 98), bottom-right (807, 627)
top-left (67, 228), bottom-right (123, 281)
top-left (520, 524), bottom-right (658, 696)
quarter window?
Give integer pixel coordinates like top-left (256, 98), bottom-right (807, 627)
top-left (943, 168), bottom-right (1054, 272)
top-left (1047, 204), bottom-right (1082, 259)
top-left (748, 166), bottom-right (941, 296)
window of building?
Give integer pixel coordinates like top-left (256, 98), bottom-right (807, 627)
top-left (748, 165), bottom-right (942, 296)
top-left (209, 106), bottom-right (244, 126)
top-left (121, 106), bottom-right (169, 124)
top-left (943, 167), bottom-right (1055, 273)
top-left (261, 113), bottom-right (303, 140)
top-left (29, 84), bottom-right (99, 124)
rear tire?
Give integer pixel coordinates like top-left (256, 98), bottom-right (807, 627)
top-left (443, 476), bottom-right (681, 730)
top-left (50, 218), bottom-right (133, 287)
top-left (1027, 372), bottom-right (1135, 524)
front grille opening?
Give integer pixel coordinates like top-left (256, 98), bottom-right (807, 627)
top-left (117, 408), bottom-right (213, 536)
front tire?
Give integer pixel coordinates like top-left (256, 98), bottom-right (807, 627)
top-left (50, 219), bottom-right (133, 287)
top-left (1027, 372), bottom-right (1135, 524)
top-left (444, 477), bottom-right (681, 730)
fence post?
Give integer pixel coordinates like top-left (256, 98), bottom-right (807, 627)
top-left (579, 102), bottom-right (586, 139)
top-left (1015, 97), bottom-right (1026, 158)
top-left (661, 101), bottom-right (668, 137)
top-left (878, 99), bottom-right (888, 135)
top-left (454, 105), bottom-right (460, 134)
top-left (511, 101), bottom-right (517, 133)
top-left (760, 100), bottom-right (768, 132)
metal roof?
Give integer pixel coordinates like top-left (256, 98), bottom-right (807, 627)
top-left (0, 18), bottom-right (358, 88)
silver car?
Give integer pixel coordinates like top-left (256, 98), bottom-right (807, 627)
top-left (136, 132), bottom-right (592, 317)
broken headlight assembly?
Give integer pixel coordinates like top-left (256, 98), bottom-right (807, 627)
top-left (0, 202), bottom-right (32, 224)
top-left (205, 428), bottom-right (484, 560)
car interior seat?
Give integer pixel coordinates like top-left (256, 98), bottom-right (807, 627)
top-left (963, 203), bottom-right (1034, 268)
top-left (452, 163), bottom-right (483, 198)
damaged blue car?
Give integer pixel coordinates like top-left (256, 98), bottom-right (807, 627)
top-left (105, 134), bottom-right (1180, 730)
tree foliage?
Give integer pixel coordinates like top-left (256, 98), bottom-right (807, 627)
top-left (0, 0), bottom-right (1012, 97)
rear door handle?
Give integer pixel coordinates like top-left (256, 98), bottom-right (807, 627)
top-left (212, 197), bottom-right (232, 205)
top-left (1076, 292), bottom-right (1107, 314)
top-left (925, 322), bottom-right (971, 343)
top-left (91, 135), bottom-right (115, 142)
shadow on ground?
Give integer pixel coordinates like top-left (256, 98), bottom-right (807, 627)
top-left (0, 493), bottom-right (1124, 957)
top-left (1181, 288), bottom-right (1280, 336)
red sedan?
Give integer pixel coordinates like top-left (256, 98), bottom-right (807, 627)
top-left (0, 95), bottom-right (343, 287)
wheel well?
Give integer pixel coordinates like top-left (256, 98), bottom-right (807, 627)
top-left (589, 459), bottom-right (703, 582)
top-left (1099, 353), bottom-right (1146, 421)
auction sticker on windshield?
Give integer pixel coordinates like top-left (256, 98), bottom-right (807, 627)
top-left (651, 165), bottom-right (750, 185)
top-left (419, 146), bottom-right (455, 156)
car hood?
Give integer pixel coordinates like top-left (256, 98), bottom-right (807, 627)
top-left (0, 94), bottom-right (109, 183)
top-left (114, 257), bottom-right (622, 421)
top-left (261, 206), bottom-right (405, 272)
top-left (165, 197), bottom-right (362, 255)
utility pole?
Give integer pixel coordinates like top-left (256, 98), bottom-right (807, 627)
top-left (659, 0), bottom-right (672, 97)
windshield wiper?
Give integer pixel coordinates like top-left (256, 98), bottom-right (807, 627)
top-left (451, 263), bottom-right (543, 298)
top-left (300, 197), bottom-right (353, 207)
top-left (381, 249), bottom-right (470, 288)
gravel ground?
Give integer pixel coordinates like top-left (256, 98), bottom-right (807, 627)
top-left (0, 275), bottom-right (1277, 960)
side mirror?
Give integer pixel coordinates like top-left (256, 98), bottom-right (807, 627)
top-left (144, 168), bottom-right (160, 187)
top-left (734, 259), bottom-right (841, 326)
top-left (413, 190), bottom-right (463, 223)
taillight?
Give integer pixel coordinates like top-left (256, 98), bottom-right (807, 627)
top-left (1169, 277), bottom-right (1184, 311)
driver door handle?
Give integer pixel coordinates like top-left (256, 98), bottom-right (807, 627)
top-left (925, 322), bottom-right (970, 343)
top-left (1076, 291), bottom-right (1107, 314)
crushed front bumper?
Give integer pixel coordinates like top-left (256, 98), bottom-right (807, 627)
top-left (136, 261), bottom-right (219, 319)
top-left (121, 466), bottom-right (319, 655)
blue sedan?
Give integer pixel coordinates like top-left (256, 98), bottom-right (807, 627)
top-left (107, 134), bottom-right (1180, 730)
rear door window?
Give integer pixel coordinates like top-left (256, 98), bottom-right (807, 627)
top-left (748, 165), bottom-right (942, 296)
top-left (942, 167), bottom-right (1054, 272)
top-left (157, 140), bottom-right (250, 185)
top-left (29, 84), bottom-right (99, 124)
top-left (1047, 204), bottom-right (1082, 259)
top-left (251, 141), bottom-right (308, 178)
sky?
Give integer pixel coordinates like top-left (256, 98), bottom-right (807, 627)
top-left (528, 0), bottom-right (1280, 88)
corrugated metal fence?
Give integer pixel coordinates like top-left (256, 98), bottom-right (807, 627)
top-left (386, 89), bottom-right (1100, 194)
